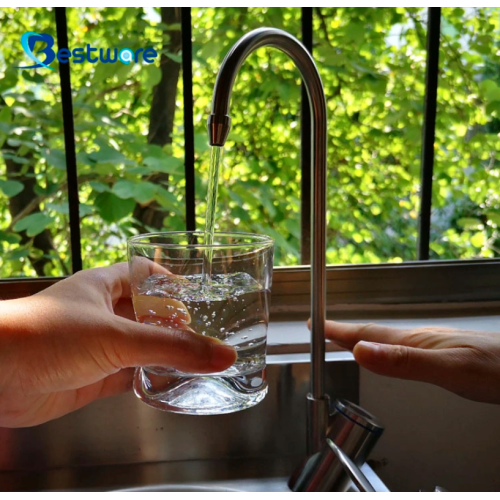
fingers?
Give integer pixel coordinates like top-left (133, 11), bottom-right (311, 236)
top-left (128, 256), bottom-right (172, 296)
top-left (108, 318), bottom-right (237, 374)
top-left (353, 341), bottom-right (461, 387)
top-left (73, 368), bottom-right (135, 409)
top-left (113, 297), bottom-right (136, 321)
top-left (323, 320), bottom-right (410, 350)
top-left (96, 368), bottom-right (135, 399)
top-left (75, 261), bottom-right (170, 311)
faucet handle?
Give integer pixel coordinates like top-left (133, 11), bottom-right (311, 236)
top-left (328, 399), bottom-right (384, 465)
top-left (326, 439), bottom-right (375, 492)
top-left (289, 399), bottom-right (384, 492)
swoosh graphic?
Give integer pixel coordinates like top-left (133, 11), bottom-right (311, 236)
top-left (19, 32), bottom-right (55, 71)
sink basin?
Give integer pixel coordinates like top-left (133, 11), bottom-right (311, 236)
top-left (115, 465), bottom-right (389, 492)
top-left (119, 484), bottom-right (240, 492)
top-left (117, 478), bottom-right (289, 492)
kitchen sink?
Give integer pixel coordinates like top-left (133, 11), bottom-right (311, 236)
top-left (116, 465), bottom-right (388, 492)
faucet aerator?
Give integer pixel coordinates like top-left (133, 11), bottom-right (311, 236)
top-left (207, 114), bottom-right (232, 147)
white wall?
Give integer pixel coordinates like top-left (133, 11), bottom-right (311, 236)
top-left (360, 369), bottom-right (500, 492)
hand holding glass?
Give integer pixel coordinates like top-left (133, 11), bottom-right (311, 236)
top-left (128, 231), bottom-right (274, 415)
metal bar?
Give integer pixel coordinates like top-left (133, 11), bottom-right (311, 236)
top-left (181, 7), bottom-right (196, 231)
top-left (417, 7), bottom-right (441, 260)
top-left (300, 7), bottom-right (313, 265)
top-left (54, 7), bottom-right (82, 273)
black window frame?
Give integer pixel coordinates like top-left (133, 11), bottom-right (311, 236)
top-left (2, 7), bottom-right (500, 307)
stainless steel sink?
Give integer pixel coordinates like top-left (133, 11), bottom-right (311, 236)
top-left (0, 351), bottom-right (372, 492)
top-left (116, 465), bottom-right (388, 492)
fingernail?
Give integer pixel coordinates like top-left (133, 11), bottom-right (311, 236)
top-left (357, 341), bottom-right (385, 357)
top-left (210, 343), bottom-right (237, 370)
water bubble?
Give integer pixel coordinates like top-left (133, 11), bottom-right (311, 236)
top-left (249, 328), bottom-right (253, 331)
top-left (242, 336), bottom-right (248, 340)
top-left (249, 342), bottom-right (255, 346)
top-left (220, 327), bottom-right (225, 332)
top-left (202, 315), bottom-right (208, 322)
top-left (206, 321), bottom-right (212, 326)
top-left (202, 331), bottom-right (206, 335)
top-left (166, 305), bottom-right (174, 310)
top-left (212, 311), bottom-right (217, 318)
top-left (148, 309), bottom-right (156, 315)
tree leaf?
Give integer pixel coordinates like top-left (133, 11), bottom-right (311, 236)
top-left (94, 192), bottom-right (135, 223)
top-left (0, 179), bottom-right (24, 197)
top-left (155, 185), bottom-right (178, 210)
top-left (479, 79), bottom-right (500, 103)
top-left (112, 180), bottom-right (137, 199)
top-left (13, 212), bottom-right (54, 237)
top-left (41, 149), bottom-right (67, 170)
top-left (2, 152), bottom-right (30, 165)
top-left (131, 182), bottom-right (157, 204)
top-left (0, 230), bottom-right (21, 244)
top-left (112, 180), bottom-right (157, 204)
top-left (47, 202), bottom-right (93, 216)
top-left (144, 64), bottom-right (162, 88)
top-left (34, 182), bottom-right (59, 196)
top-left (89, 146), bottom-right (132, 165)
top-left (195, 133), bottom-right (211, 154)
top-left (89, 181), bottom-right (111, 193)
top-left (457, 217), bottom-right (483, 230)
top-left (144, 155), bottom-right (183, 174)
top-left (164, 51), bottom-right (182, 63)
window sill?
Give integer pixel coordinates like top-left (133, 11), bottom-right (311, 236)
top-left (266, 313), bottom-right (500, 364)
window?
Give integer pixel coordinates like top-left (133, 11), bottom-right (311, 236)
top-left (1, 7), bottom-right (500, 305)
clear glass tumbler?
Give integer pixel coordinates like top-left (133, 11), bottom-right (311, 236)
top-left (128, 231), bottom-right (274, 415)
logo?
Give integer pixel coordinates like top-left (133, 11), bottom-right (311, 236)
top-left (17, 32), bottom-right (56, 71)
top-left (16, 32), bottom-right (158, 71)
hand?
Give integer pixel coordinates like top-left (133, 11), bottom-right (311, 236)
top-left (323, 320), bottom-right (500, 404)
top-left (0, 263), bottom-right (236, 427)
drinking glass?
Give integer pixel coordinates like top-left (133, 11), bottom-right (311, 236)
top-left (128, 231), bottom-right (274, 415)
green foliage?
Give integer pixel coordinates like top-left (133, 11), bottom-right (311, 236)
top-left (0, 179), bottom-right (24, 196)
top-left (1, 7), bottom-right (500, 277)
top-left (13, 212), bottom-right (54, 237)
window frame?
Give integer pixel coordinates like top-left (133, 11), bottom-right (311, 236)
top-left (2, 7), bottom-right (499, 310)
top-left (3, 259), bottom-right (500, 309)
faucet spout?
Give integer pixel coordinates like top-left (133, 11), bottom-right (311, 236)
top-left (208, 27), bottom-right (328, 455)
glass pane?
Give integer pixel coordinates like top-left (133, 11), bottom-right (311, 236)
top-left (0, 7), bottom-right (71, 277)
top-left (192, 7), bottom-right (302, 266)
top-left (315, 7), bottom-right (426, 264)
top-left (65, 7), bottom-right (185, 269)
top-left (431, 7), bottom-right (500, 260)
top-left (192, 7), bottom-right (426, 266)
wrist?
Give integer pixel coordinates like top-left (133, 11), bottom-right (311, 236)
top-left (0, 296), bottom-right (34, 337)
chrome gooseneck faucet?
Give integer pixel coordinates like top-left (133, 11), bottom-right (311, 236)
top-left (207, 27), bottom-right (328, 455)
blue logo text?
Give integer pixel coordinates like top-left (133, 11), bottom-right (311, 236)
top-left (16, 32), bottom-right (158, 71)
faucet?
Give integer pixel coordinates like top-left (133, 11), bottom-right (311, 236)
top-left (207, 26), bottom-right (328, 457)
top-left (208, 28), bottom-right (385, 491)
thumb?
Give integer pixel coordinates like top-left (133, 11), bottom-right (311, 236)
top-left (353, 341), bottom-right (457, 386)
top-left (107, 318), bottom-right (237, 374)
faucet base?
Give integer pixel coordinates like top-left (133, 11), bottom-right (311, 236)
top-left (306, 392), bottom-right (330, 455)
